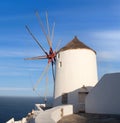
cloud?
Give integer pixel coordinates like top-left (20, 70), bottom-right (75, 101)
top-left (0, 71), bottom-right (28, 77)
top-left (0, 14), bottom-right (33, 22)
top-left (88, 30), bottom-right (120, 63)
top-left (0, 65), bottom-right (46, 77)
top-left (92, 30), bottom-right (120, 41)
top-left (0, 87), bottom-right (31, 91)
top-left (97, 51), bottom-right (112, 61)
top-left (97, 50), bottom-right (120, 62)
top-left (0, 48), bottom-right (44, 58)
top-left (0, 51), bottom-right (26, 58)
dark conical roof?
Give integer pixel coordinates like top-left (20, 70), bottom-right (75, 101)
top-left (59, 36), bottom-right (96, 53)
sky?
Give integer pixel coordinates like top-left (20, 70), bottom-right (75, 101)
top-left (0, 0), bottom-right (120, 97)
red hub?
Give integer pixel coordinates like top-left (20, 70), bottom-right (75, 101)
top-left (47, 48), bottom-right (56, 63)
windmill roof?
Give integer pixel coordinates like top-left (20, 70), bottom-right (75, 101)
top-left (59, 36), bottom-right (96, 53)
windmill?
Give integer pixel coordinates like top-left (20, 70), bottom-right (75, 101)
top-left (25, 11), bottom-right (59, 103)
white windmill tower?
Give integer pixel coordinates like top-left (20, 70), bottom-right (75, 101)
top-left (54, 36), bottom-right (98, 112)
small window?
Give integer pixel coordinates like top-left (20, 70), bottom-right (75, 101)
top-left (58, 53), bottom-right (60, 59)
top-left (62, 93), bottom-right (68, 104)
top-left (59, 61), bottom-right (62, 67)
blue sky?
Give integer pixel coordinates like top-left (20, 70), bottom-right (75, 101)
top-left (0, 0), bottom-right (120, 97)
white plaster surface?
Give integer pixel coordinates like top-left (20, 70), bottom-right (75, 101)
top-left (86, 73), bottom-right (120, 114)
top-left (54, 49), bottom-right (98, 108)
top-left (35, 105), bottom-right (73, 123)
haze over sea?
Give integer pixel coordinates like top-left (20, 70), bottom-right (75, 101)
top-left (0, 96), bottom-right (53, 123)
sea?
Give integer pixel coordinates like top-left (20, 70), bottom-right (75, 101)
top-left (0, 96), bottom-right (53, 123)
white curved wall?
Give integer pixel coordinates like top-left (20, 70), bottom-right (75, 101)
top-left (54, 49), bottom-right (98, 106)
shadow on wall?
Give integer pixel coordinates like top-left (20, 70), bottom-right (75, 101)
top-left (85, 73), bottom-right (120, 115)
top-left (54, 86), bottom-right (93, 113)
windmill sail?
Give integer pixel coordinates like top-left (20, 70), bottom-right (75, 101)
top-left (25, 11), bottom-right (59, 99)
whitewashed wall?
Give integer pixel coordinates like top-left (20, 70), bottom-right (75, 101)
top-left (85, 73), bottom-right (120, 114)
top-left (54, 49), bottom-right (98, 111)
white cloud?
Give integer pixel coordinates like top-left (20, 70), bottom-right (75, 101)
top-left (92, 30), bottom-right (120, 41)
top-left (0, 87), bottom-right (31, 91)
top-left (97, 51), bottom-right (120, 62)
top-left (0, 48), bottom-right (44, 58)
top-left (97, 51), bottom-right (112, 61)
top-left (0, 14), bottom-right (33, 21)
top-left (88, 30), bottom-right (120, 62)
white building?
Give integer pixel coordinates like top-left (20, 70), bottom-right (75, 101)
top-left (54, 36), bottom-right (98, 112)
top-left (85, 73), bottom-right (120, 114)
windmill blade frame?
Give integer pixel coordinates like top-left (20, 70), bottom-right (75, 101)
top-left (46, 12), bottom-right (51, 45)
top-left (25, 25), bottom-right (48, 55)
top-left (24, 55), bottom-right (47, 60)
top-left (51, 22), bottom-right (55, 45)
top-left (35, 11), bottom-right (52, 48)
top-left (33, 63), bottom-right (50, 91)
top-left (44, 68), bottom-right (49, 104)
top-left (25, 11), bottom-right (59, 99)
